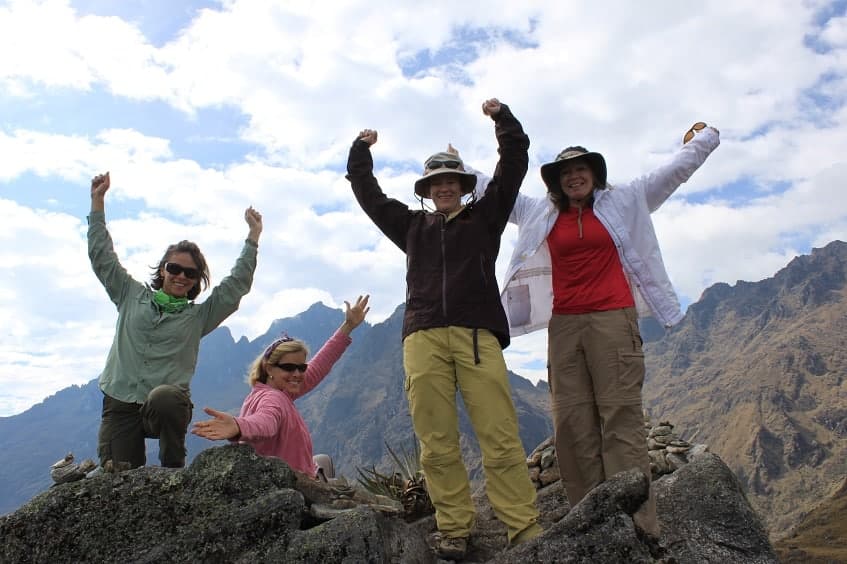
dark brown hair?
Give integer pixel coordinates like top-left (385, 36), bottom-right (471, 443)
top-left (546, 146), bottom-right (608, 213)
top-left (149, 240), bottom-right (210, 300)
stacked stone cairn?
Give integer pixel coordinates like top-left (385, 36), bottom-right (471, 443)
top-left (526, 417), bottom-right (711, 489)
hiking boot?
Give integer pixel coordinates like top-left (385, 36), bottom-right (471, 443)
top-left (436, 536), bottom-right (468, 560)
top-left (509, 522), bottom-right (543, 548)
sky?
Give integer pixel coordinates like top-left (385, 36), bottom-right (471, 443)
top-left (2, 0), bottom-right (847, 417)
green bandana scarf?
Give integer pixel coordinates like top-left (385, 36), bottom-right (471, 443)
top-left (153, 289), bottom-right (190, 313)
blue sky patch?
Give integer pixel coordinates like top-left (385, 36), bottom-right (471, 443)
top-left (73, 0), bottom-right (221, 48)
top-left (398, 24), bottom-right (538, 82)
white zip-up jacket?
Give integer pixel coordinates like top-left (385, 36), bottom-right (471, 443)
top-left (489, 128), bottom-right (720, 336)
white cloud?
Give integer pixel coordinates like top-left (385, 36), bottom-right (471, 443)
top-left (0, 0), bottom-right (168, 99)
top-left (657, 161), bottom-right (847, 302)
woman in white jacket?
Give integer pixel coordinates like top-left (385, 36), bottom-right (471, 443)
top-left (497, 123), bottom-right (720, 537)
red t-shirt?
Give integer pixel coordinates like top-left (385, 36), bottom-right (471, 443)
top-left (546, 206), bottom-right (635, 314)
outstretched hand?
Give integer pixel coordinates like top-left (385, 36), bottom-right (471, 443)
top-left (481, 98), bottom-right (501, 117)
top-left (358, 129), bottom-right (378, 146)
top-left (245, 206), bottom-right (263, 244)
top-left (340, 294), bottom-right (370, 335)
top-left (191, 407), bottom-right (241, 441)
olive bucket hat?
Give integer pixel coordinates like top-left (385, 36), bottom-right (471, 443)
top-left (540, 146), bottom-right (607, 192)
top-left (413, 151), bottom-right (478, 199)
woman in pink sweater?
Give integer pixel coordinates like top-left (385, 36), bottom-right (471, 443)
top-left (191, 295), bottom-right (369, 477)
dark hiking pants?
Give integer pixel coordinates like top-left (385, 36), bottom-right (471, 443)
top-left (97, 384), bottom-right (192, 469)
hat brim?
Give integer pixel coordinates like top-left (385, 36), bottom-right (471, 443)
top-left (414, 169), bottom-right (477, 199)
top-left (540, 152), bottom-right (607, 191)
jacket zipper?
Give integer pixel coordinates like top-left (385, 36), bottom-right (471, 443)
top-left (440, 214), bottom-right (448, 318)
top-left (577, 206), bottom-right (584, 239)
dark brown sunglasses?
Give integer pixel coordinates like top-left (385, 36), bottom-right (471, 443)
top-left (683, 122), bottom-right (707, 144)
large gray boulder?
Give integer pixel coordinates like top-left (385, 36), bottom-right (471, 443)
top-left (656, 452), bottom-right (778, 563)
top-left (491, 469), bottom-right (655, 563)
top-left (0, 444), bottom-right (428, 563)
top-left (0, 444), bottom-right (777, 563)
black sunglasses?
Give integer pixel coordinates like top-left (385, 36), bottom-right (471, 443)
top-left (426, 159), bottom-right (462, 171)
top-left (164, 262), bottom-right (200, 279)
top-left (275, 362), bottom-right (308, 373)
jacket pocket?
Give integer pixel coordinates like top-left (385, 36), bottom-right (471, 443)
top-left (506, 284), bottom-right (531, 327)
top-left (616, 349), bottom-right (645, 400)
top-left (624, 307), bottom-right (644, 350)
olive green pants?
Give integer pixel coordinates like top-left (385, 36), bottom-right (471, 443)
top-left (548, 307), bottom-right (658, 536)
top-left (97, 384), bottom-right (193, 469)
top-left (403, 327), bottom-right (540, 541)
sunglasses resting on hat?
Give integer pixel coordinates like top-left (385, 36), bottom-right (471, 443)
top-left (164, 262), bottom-right (200, 279)
top-left (425, 159), bottom-right (462, 171)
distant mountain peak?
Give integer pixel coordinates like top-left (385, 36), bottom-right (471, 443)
top-left (684, 239), bottom-right (847, 332)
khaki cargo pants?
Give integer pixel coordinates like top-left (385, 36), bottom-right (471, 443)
top-left (548, 307), bottom-right (658, 536)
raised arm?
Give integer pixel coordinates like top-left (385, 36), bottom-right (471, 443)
top-left (474, 99), bottom-right (530, 230)
top-left (346, 129), bottom-right (414, 252)
top-left (87, 171), bottom-right (139, 306)
top-left (198, 207), bottom-right (261, 335)
top-left (636, 124), bottom-right (721, 212)
top-left (288, 295), bottom-right (369, 400)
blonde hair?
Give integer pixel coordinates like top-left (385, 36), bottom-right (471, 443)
top-left (247, 338), bottom-right (309, 386)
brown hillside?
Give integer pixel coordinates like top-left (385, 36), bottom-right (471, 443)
top-left (774, 476), bottom-right (847, 563)
top-left (643, 241), bottom-right (847, 539)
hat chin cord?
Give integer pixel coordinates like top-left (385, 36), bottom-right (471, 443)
top-left (417, 191), bottom-right (477, 213)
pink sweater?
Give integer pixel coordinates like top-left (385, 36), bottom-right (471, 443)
top-left (233, 329), bottom-right (351, 476)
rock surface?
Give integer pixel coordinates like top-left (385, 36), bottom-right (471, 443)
top-left (1, 443), bottom-right (778, 563)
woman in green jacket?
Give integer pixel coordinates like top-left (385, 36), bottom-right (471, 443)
top-left (88, 172), bottom-right (262, 469)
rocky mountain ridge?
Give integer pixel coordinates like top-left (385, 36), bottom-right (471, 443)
top-left (643, 240), bottom-right (847, 537)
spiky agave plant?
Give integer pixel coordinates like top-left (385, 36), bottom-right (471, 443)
top-left (356, 441), bottom-right (434, 521)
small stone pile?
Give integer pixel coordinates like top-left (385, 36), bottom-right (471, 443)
top-left (526, 418), bottom-right (710, 489)
top-left (646, 420), bottom-right (710, 479)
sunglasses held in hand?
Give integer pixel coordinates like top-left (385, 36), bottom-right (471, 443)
top-left (164, 262), bottom-right (200, 279)
top-left (683, 122), bottom-right (707, 144)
